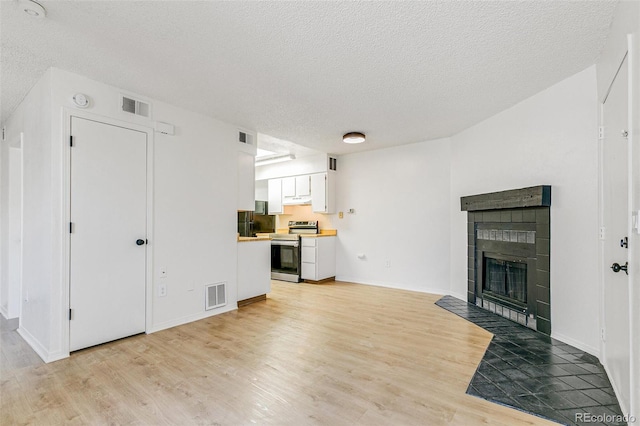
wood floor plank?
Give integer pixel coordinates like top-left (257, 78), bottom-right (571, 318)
top-left (1, 281), bottom-right (555, 425)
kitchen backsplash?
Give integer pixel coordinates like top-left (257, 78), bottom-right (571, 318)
top-left (276, 205), bottom-right (337, 230)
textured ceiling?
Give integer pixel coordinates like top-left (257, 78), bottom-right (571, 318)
top-left (1, 1), bottom-right (617, 155)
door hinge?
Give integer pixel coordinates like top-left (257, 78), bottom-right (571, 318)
top-left (69, 309), bottom-right (72, 320)
top-left (70, 136), bottom-right (73, 147)
top-left (598, 126), bottom-right (605, 140)
top-left (69, 222), bottom-right (73, 233)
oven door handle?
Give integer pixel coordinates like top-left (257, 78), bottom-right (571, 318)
top-left (272, 241), bottom-right (299, 247)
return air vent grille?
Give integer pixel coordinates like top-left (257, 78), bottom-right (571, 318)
top-left (205, 282), bottom-right (227, 310)
top-left (120, 95), bottom-right (150, 118)
top-left (238, 130), bottom-right (254, 145)
top-left (329, 157), bottom-right (337, 171)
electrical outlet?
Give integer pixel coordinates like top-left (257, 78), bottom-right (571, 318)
top-left (160, 267), bottom-right (167, 278)
top-left (159, 284), bottom-right (167, 297)
top-left (385, 260), bottom-right (391, 268)
top-left (339, 211), bottom-right (344, 219)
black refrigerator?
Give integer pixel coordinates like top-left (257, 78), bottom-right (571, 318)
top-left (238, 201), bottom-right (275, 237)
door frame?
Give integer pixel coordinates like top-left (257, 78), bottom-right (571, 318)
top-left (5, 133), bottom-right (24, 320)
top-left (627, 32), bottom-right (638, 420)
top-left (598, 33), bottom-right (638, 417)
top-left (60, 108), bottom-right (154, 356)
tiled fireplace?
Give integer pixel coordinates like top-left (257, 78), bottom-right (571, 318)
top-left (461, 186), bottom-right (551, 335)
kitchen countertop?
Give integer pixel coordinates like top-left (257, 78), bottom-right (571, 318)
top-left (274, 229), bottom-right (337, 237)
top-left (237, 236), bottom-right (271, 242)
top-left (300, 231), bottom-right (337, 238)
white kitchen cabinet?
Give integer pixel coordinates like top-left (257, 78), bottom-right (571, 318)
top-left (282, 177), bottom-right (296, 197)
top-left (268, 178), bottom-right (283, 214)
top-left (295, 175), bottom-right (311, 196)
top-left (237, 240), bottom-right (271, 301)
top-left (301, 236), bottom-right (336, 281)
top-left (237, 151), bottom-right (255, 211)
top-left (311, 172), bottom-right (335, 214)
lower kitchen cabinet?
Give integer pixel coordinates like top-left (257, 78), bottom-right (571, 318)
top-left (237, 239), bottom-right (271, 304)
top-left (301, 236), bottom-right (336, 281)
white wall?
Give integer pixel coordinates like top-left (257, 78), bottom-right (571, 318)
top-left (1, 68), bottom-right (241, 361)
top-left (449, 66), bottom-right (600, 355)
top-left (335, 138), bottom-right (452, 294)
top-left (1, 70), bottom-right (53, 355)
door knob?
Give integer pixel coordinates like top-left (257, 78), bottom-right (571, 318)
top-left (136, 239), bottom-right (146, 246)
top-left (610, 262), bottom-right (628, 275)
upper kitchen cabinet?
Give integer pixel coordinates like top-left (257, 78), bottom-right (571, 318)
top-left (237, 129), bottom-right (257, 211)
top-left (311, 172), bottom-right (335, 214)
top-left (282, 177), bottom-right (296, 197)
top-left (268, 178), bottom-right (283, 214)
top-left (296, 175), bottom-right (311, 196)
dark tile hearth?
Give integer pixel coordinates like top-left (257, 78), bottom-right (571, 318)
top-left (436, 296), bottom-right (626, 426)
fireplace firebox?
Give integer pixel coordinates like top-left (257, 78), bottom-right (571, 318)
top-left (483, 255), bottom-right (527, 306)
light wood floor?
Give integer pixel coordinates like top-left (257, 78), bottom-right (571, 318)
top-left (1, 281), bottom-right (555, 425)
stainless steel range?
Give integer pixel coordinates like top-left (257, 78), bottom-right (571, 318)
top-left (270, 221), bottom-right (318, 282)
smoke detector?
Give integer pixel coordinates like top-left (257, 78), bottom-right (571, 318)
top-left (19, 0), bottom-right (46, 18)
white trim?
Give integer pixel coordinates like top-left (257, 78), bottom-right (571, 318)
top-left (334, 275), bottom-right (449, 296)
top-left (148, 304), bottom-right (238, 334)
top-left (626, 32), bottom-right (638, 420)
top-left (15, 326), bottom-right (69, 363)
top-left (61, 108), bottom-right (154, 358)
top-left (0, 304), bottom-right (9, 319)
top-left (18, 133), bottom-right (24, 322)
top-left (551, 331), bottom-right (600, 358)
top-left (602, 357), bottom-right (631, 417)
top-left (597, 100), bottom-right (607, 368)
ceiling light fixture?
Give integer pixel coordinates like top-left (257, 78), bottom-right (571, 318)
top-left (20, 0), bottom-right (46, 18)
top-left (343, 132), bottom-right (365, 144)
top-left (255, 153), bottom-right (296, 166)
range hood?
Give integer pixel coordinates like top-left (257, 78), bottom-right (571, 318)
top-left (282, 195), bottom-right (312, 205)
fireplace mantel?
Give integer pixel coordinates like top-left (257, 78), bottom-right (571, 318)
top-left (461, 185), bottom-right (551, 212)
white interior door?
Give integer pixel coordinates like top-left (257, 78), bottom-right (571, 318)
top-left (602, 54), bottom-right (630, 411)
top-left (70, 117), bottom-right (147, 352)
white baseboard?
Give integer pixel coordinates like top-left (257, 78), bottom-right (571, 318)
top-left (16, 326), bottom-right (58, 363)
top-left (334, 275), bottom-right (449, 296)
top-left (601, 361), bottom-right (630, 416)
top-left (0, 304), bottom-right (9, 320)
top-left (449, 291), bottom-right (468, 302)
top-left (148, 304), bottom-right (238, 334)
top-left (551, 331), bottom-right (600, 358)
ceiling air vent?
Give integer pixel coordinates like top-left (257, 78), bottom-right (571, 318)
top-left (205, 282), bottom-right (227, 310)
top-left (120, 95), bottom-right (150, 118)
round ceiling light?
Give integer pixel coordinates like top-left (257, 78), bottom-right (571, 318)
top-left (343, 132), bottom-right (366, 144)
top-left (20, 0), bottom-right (46, 18)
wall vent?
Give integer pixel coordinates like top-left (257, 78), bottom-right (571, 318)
top-left (205, 282), bottom-right (227, 310)
top-left (329, 157), bottom-right (337, 171)
top-left (120, 95), bottom-right (150, 118)
top-left (238, 130), bottom-right (254, 145)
